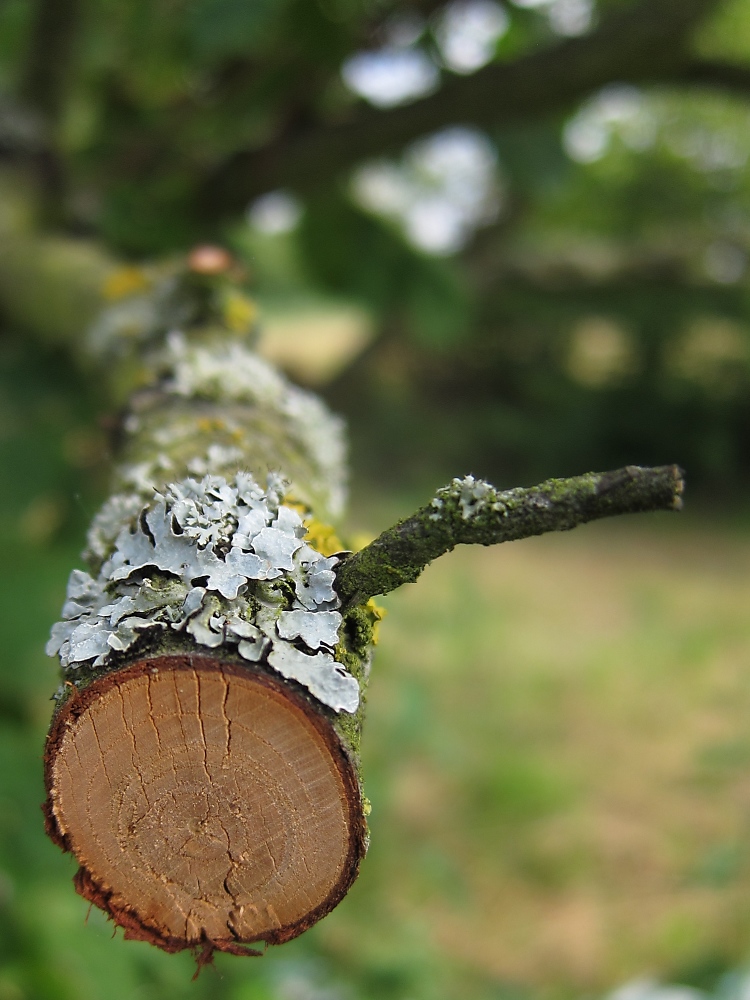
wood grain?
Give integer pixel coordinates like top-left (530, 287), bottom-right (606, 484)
top-left (44, 656), bottom-right (365, 955)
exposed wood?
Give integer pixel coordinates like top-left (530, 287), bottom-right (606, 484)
top-left (44, 656), bottom-right (366, 955)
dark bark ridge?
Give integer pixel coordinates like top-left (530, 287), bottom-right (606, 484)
top-left (680, 58), bottom-right (750, 95)
top-left (335, 465), bottom-right (685, 606)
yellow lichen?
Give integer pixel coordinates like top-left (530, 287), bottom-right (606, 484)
top-left (282, 493), bottom-right (345, 557)
top-left (305, 518), bottom-right (344, 556)
top-left (222, 290), bottom-right (258, 334)
top-left (281, 494), bottom-right (311, 518)
top-left (103, 267), bottom-right (150, 301)
top-left (197, 417), bottom-right (227, 434)
top-left (366, 598), bottom-right (386, 644)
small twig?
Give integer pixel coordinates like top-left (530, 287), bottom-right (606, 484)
top-left (335, 465), bottom-right (685, 606)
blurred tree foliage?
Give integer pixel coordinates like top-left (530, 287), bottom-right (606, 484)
top-left (3, 0), bottom-right (750, 490)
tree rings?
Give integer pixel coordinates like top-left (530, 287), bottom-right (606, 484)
top-left (44, 655), bottom-right (366, 956)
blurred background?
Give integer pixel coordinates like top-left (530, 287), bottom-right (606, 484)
top-left (4, 0), bottom-right (750, 996)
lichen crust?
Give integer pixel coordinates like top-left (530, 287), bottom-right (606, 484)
top-left (162, 332), bottom-right (347, 517)
top-left (47, 471), bottom-right (359, 714)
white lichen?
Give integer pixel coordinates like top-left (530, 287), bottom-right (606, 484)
top-left (87, 296), bottom-right (160, 357)
top-left (85, 492), bottom-right (145, 563)
top-left (268, 644), bottom-right (359, 715)
top-left (186, 443), bottom-right (245, 477)
top-left (74, 289), bottom-right (356, 709)
top-left (48, 472), bottom-right (359, 714)
top-left (437, 475), bottom-right (507, 521)
top-left (119, 454), bottom-right (175, 493)
top-left (277, 610), bottom-right (342, 649)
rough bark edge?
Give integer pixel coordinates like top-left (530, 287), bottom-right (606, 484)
top-left (43, 654), bottom-right (368, 963)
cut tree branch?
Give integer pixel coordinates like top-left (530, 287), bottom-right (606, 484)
top-left (200, 0), bottom-right (721, 217)
top-left (335, 465), bottom-right (685, 606)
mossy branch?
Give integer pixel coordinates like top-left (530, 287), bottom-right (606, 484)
top-left (335, 465), bottom-right (685, 606)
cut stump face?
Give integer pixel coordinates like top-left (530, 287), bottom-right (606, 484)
top-left (44, 656), bottom-right (365, 955)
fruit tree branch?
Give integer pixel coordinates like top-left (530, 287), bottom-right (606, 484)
top-left (335, 465), bottom-right (685, 606)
